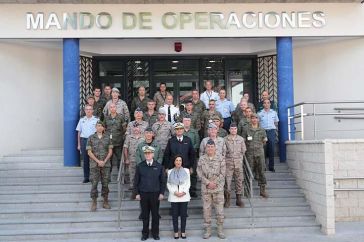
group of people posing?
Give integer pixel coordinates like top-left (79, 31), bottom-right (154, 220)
top-left (75, 80), bottom-right (279, 240)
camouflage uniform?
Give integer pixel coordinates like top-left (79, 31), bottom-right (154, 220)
top-left (103, 99), bottom-right (130, 123)
top-left (201, 110), bottom-right (223, 137)
top-left (94, 98), bottom-right (106, 120)
top-left (197, 153), bottom-right (226, 234)
top-left (123, 134), bottom-right (144, 189)
top-left (217, 128), bottom-right (228, 138)
top-left (200, 137), bottom-right (226, 158)
top-left (192, 99), bottom-right (206, 114)
top-left (104, 113), bottom-right (126, 169)
top-left (135, 139), bottom-right (163, 164)
top-left (86, 133), bottom-right (113, 199)
top-left (131, 96), bottom-right (151, 114)
top-left (126, 120), bottom-right (149, 136)
top-left (152, 121), bottom-right (174, 153)
top-left (232, 108), bottom-right (245, 125)
top-left (101, 94), bottom-right (112, 103)
top-left (238, 117), bottom-right (251, 136)
top-left (242, 125), bottom-right (267, 186)
top-left (177, 111), bottom-right (201, 131)
top-left (143, 111), bottom-right (159, 127)
top-left (224, 135), bottom-right (246, 195)
top-left (153, 91), bottom-right (171, 110)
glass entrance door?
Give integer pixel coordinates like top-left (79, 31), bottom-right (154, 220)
top-left (152, 59), bottom-right (199, 107)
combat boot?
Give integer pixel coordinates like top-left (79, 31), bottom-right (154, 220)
top-left (103, 195), bottom-right (111, 209)
top-left (203, 227), bottom-right (211, 239)
top-left (90, 198), bottom-right (97, 212)
top-left (223, 191), bottom-right (230, 208)
top-left (260, 185), bottom-right (269, 198)
top-left (236, 194), bottom-right (244, 208)
top-left (217, 224), bottom-right (226, 239)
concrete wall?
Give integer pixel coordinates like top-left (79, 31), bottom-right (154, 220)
top-left (0, 41), bottom-right (63, 156)
top-left (286, 140), bottom-right (335, 235)
top-left (292, 37), bottom-right (364, 140)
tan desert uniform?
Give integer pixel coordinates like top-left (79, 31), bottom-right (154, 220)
top-left (103, 99), bottom-right (130, 123)
top-left (126, 120), bottom-right (149, 136)
top-left (199, 137), bottom-right (226, 158)
top-left (201, 110), bottom-right (223, 137)
top-left (154, 91), bottom-right (171, 110)
top-left (197, 153), bottom-right (226, 238)
top-left (152, 121), bottom-right (174, 153)
top-left (123, 134), bottom-right (144, 189)
top-left (224, 134), bottom-right (246, 198)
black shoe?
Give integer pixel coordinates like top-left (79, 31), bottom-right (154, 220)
top-left (138, 213), bottom-right (142, 220)
top-left (153, 235), bottom-right (160, 240)
top-left (141, 235), bottom-right (148, 241)
top-left (269, 168), bottom-right (275, 172)
top-left (82, 178), bottom-right (90, 183)
top-left (181, 233), bottom-right (187, 239)
top-left (174, 233), bottom-right (179, 239)
top-left (190, 192), bottom-right (198, 198)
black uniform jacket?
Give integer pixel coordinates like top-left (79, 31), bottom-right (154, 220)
top-left (134, 160), bottom-right (166, 195)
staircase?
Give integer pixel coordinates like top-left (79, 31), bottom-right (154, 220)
top-left (0, 149), bottom-right (320, 241)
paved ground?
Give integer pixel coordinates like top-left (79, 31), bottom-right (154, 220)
top-left (33, 221), bottom-right (364, 242)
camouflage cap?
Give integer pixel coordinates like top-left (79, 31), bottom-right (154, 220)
top-left (96, 120), bottom-right (105, 127)
top-left (174, 122), bottom-right (184, 129)
top-left (142, 145), bottom-right (155, 153)
top-left (230, 122), bottom-right (238, 128)
top-left (135, 107), bottom-right (143, 113)
top-left (158, 108), bottom-right (166, 115)
top-left (208, 123), bottom-right (218, 129)
top-left (145, 127), bottom-right (153, 132)
top-left (212, 115), bottom-right (221, 121)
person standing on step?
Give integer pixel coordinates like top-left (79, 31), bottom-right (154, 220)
top-left (201, 99), bottom-right (223, 137)
top-left (134, 146), bottom-right (165, 241)
top-left (199, 123), bottom-right (226, 158)
top-left (126, 107), bottom-right (149, 136)
top-left (224, 123), bottom-right (246, 208)
top-left (131, 86), bottom-right (151, 115)
top-left (242, 113), bottom-right (268, 198)
top-left (93, 86), bottom-right (106, 120)
top-left (167, 155), bottom-right (191, 239)
top-left (152, 108), bottom-right (174, 155)
top-left (143, 99), bottom-right (159, 127)
top-left (160, 94), bottom-right (180, 125)
top-left (101, 84), bottom-right (112, 102)
top-left (86, 120), bottom-right (113, 212)
top-left (103, 87), bottom-right (130, 123)
top-left (76, 104), bottom-right (99, 183)
top-left (197, 139), bottom-right (226, 239)
top-left (135, 127), bottom-right (163, 165)
top-left (154, 82), bottom-right (171, 110)
top-left (215, 88), bottom-right (235, 132)
top-left (237, 106), bottom-right (253, 136)
top-left (200, 80), bottom-right (219, 110)
top-left (212, 115), bottom-right (228, 138)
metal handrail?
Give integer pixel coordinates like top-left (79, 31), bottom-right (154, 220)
top-left (243, 155), bottom-right (255, 229)
top-left (287, 100), bottom-right (364, 109)
top-left (117, 150), bottom-right (126, 228)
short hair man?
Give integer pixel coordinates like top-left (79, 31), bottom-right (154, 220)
top-left (153, 82), bottom-right (171, 110)
top-left (143, 99), bottom-right (158, 127)
top-left (215, 89), bottom-right (235, 132)
top-left (103, 87), bottom-right (130, 122)
top-left (200, 80), bottom-right (219, 109)
top-left (201, 99), bottom-right (223, 137)
top-left (160, 94), bottom-right (180, 125)
top-left (152, 108), bottom-right (174, 155)
top-left (131, 86), bottom-right (151, 115)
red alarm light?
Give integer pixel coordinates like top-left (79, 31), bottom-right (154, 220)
top-left (174, 42), bottom-right (182, 52)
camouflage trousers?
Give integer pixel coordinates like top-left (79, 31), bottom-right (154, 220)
top-left (224, 159), bottom-right (244, 194)
top-left (127, 158), bottom-right (137, 189)
top-left (246, 153), bottom-right (266, 186)
top-left (90, 166), bottom-right (111, 199)
top-left (202, 192), bottom-right (224, 228)
top-left (111, 145), bottom-right (122, 170)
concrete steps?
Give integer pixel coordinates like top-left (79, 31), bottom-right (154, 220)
top-left (0, 149), bottom-right (320, 241)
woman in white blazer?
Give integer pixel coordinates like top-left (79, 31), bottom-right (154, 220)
top-left (167, 155), bottom-right (191, 239)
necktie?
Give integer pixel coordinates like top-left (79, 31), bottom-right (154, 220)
top-left (168, 106), bottom-right (172, 122)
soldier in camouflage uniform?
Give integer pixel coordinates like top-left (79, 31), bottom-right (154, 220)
top-left (176, 100), bottom-right (201, 131)
top-left (197, 139), bottom-right (226, 239)
top-left (201, 99), bottom-right (223, 137)
top-left (93, 87), bottom-right (106, 121)
top-left (232, 98), bottom-right (248, 125)
top-left (103, 88), bottom-right (130, 123)
top-left (242, 113), bottom-right (268, 198)
top-left (182, 114), bottom-right (200, 198)
top-left (212, 115), bottom-right (228, 138)
top-left (131, 86), bottom-right (151, 115)
top-left (191, 89), bottom-right (205, 114)
top-left (200, 123), bottom-right (226, 158)
top-left (126, 108), bottom-right (149, 136)
top-left (123, 123), bottom-right (144, 192)
top-left (143, 99), bottom-right (158, 127)
top-left (86, 121), bottom-right (113, 212)
top-left (104, 103), bottom-right (126, 172)
top-left (80, 95), bottom-right (96, 117)
top-left (152, 108), bottom-right (174, 154)
top-left (224, 123), bottom-right (246, 208)
top-left (238, 106), bottom-right (253, 136)
top-left (101, 84), bottom-right (112, 103)
top-left (153, 82), bottom-right (171, 110)
top-left (135, 127), bottom-right (163, 165)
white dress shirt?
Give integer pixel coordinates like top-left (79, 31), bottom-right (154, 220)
top-left (161, 104), bottom-right (180, 124)
top-left (200, 90), bottom-right (219, 109)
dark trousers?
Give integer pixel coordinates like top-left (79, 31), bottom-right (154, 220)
top-left (80, 138), bottom-right (90, 180)
top-left (140, 192), bottom-right (160, 237)
top-left (265, 129), bottom-right (276, 170)
top-left (171, 202), bottom-right (188, 233)
top-left (223, 117), bottom-right (232, 132)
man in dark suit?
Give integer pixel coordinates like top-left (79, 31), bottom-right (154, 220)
top-left (163, 122), bottom-right (197, 197)
top-left (134, 146), bottom-right (165, 241)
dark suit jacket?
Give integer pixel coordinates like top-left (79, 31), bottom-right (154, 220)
top-left (163, 135), bottom-right (196, 169)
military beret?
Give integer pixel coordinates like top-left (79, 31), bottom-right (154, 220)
top-left (208, 123), bottom-right (218, 129)
top-left (251, 113), bottom-right (259, 119)
top-left (145, 127), bottom-right (153, 132)
top-left (174, 122), bottom-right (184, 129)
top-left (230, 122), bottom-right (238, 128)
top-left (96, 120), bottom-right (105, 127)
top-left (135, 107), bottom-right (143, 113)
top-left (142, 145), bottom-right (155, 153)
top-left (158, 108), bottom-right (166, 115)
top-left (206, 139), bottom-right (215, 146)
top-left (111, 87), bottom-right (120, 93)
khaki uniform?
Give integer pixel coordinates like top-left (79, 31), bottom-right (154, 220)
top-left (86, 133), bottom-right (113, 199)
top-left (126, 120), bottom-right (149, 136)
top-left (201, 110), bottom-right (223, 137)
top-left (242, 125), bottom-right (267, 185)
top-left (177, 111), bottom-right (201, 131)
top-left (103, 99), bottom-right (130, 123)
top-left (153, 91), bottom-right (171, 110)
top-left (123, 134), bottom-right (144, 188)
top-left (192, 99), bottom-right (206, 114)
top-left (152, 121), bottom-right (174, 153)
top-left (131, 96), bottom-right (151, 114)
top-left (224, 135), bottom-right (246, 194)
top-left (135, 139), bottom-right (163, 165)
top-left (217, 128), bottom-right (228, 138)
top-left (104, 113), bottom-right (126, 169)
top-left (200, 137), bottom-right (226, 158)
top-left (143, 111), bottom-right (159, 127)
top-left (197, 154), bottom-right (226, 228)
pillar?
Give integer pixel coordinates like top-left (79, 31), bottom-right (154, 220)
top-left (63, 38), bottom-right (80, 166)
top-left (276, 37), bottom-right (294, 162)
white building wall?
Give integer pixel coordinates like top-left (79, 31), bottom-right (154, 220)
top-left (0, 42), bottom-right (63, 157)
top-left (293, 37), bottom-right (364, 140)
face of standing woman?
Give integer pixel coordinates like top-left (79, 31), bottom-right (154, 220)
top-left (174, 157), bottom-right (183, 168)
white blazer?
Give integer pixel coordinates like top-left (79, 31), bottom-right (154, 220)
top-left (167, 168), bottom-right (191, 203)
